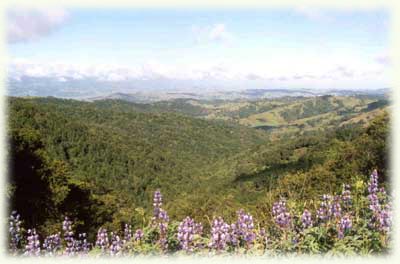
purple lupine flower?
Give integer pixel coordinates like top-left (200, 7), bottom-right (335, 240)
top-left (158, 209), bottom-right (169, 222)
top-left (153, 189), bottom-right (163, 218)
top-left (123, 224), bottom-right (132, 243)
top-left (341, 184), bottom-right (352, 207)
top-left (331, 196), bottom-right (342, 219)
top-left (235, 209), bottom-right (256, 248)
top-left (366, 170), bottom-right (392, 233)
top-left (378, 203), bottom-right (392, 233)
top-left (177, 216), bottom-right (203, 253)
top-left (367, 171), bottom-right (381, 215)
top-left (272, 199), bottom-right (291, 229)
top-left (316, 195), bottom-right (332, 221)
top-left (96, 228), bottom-right (109, 254)
top-left (62, 217), bottom-right (75, 256)
top-left (337, 214), bottom-right (352, 239)
top-left (229, 223), bottom-right (239, 247)
top-left (209, 217), bottom-right (230, 251)
top-left (367, 170), bottom-right (381, 225)
top-left (134, 229), bottom-right (144, 241)
top-left (75, 233), bottom-right (90, 255)
top-left (81, 235), bottom-right (91, 255)
top-left (43, 233), bottom-right (61, 256)
top-left (301, 209), bottom-right (313, 229)
top-left (368, 170), bottom-right (379, 194)
top-left (158, 209), bottom-right (169, 250)
top-left (9, 211), bottom-right (22, 254)
top-left (152, 190), bottom-right (169, 251)
top-left (109, 232), bottom-right (123, 256)
top-left (368, 193), bottom-right (380, 212)
top-left (24, 229), bottom-right (40, 256)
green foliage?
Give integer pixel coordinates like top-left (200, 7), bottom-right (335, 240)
top-left (11, 174), bottom-right (392, 256)
top-left (166, 221), bottom-right (180, 252)
top-left (7, 96), bottom-right (389, 246)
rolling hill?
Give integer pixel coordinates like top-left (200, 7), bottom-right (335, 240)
top-left (7, 95), bottom-right (389, 240)
top-left (90, 94), bottom-right (389, 139)
top-left (7, 96), bottom-right (269, 236)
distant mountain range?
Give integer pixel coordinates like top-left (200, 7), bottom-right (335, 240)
top-left (85, 88), bottom-right (389, 103)
top-left (7, 75), bottom-right (389, 103)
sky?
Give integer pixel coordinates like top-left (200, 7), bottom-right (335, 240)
top-left (6, 7), bottom-right (390, 92)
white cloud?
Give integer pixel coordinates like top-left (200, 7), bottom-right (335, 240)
top-left (7, 8), bottom-right (69, 43)
top-left (7, 56), bottom-right (389, 90)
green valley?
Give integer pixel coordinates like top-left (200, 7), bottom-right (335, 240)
top-left (7, 94), bottom-right (389, 242)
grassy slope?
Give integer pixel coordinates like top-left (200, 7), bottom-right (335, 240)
top-left (107, 95), bottom-right (386, 134)
top-left (239, 96), bottom-right (374, 126)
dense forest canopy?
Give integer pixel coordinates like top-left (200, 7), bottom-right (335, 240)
top-left (7, 95), bottom-right (389, 244)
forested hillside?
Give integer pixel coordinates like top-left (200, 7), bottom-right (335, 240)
top-left (7, 96), bottom-right (389, 247)
top-left (7, 97), bottom-right (268, 238)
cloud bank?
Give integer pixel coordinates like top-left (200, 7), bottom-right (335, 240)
top-left (7, 57), bottom-right (388, 91)
top-left (7, 8), bottom-right (69, 43)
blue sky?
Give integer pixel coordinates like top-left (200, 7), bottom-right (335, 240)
top-left (7, 7), bottom-right (390, 90)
